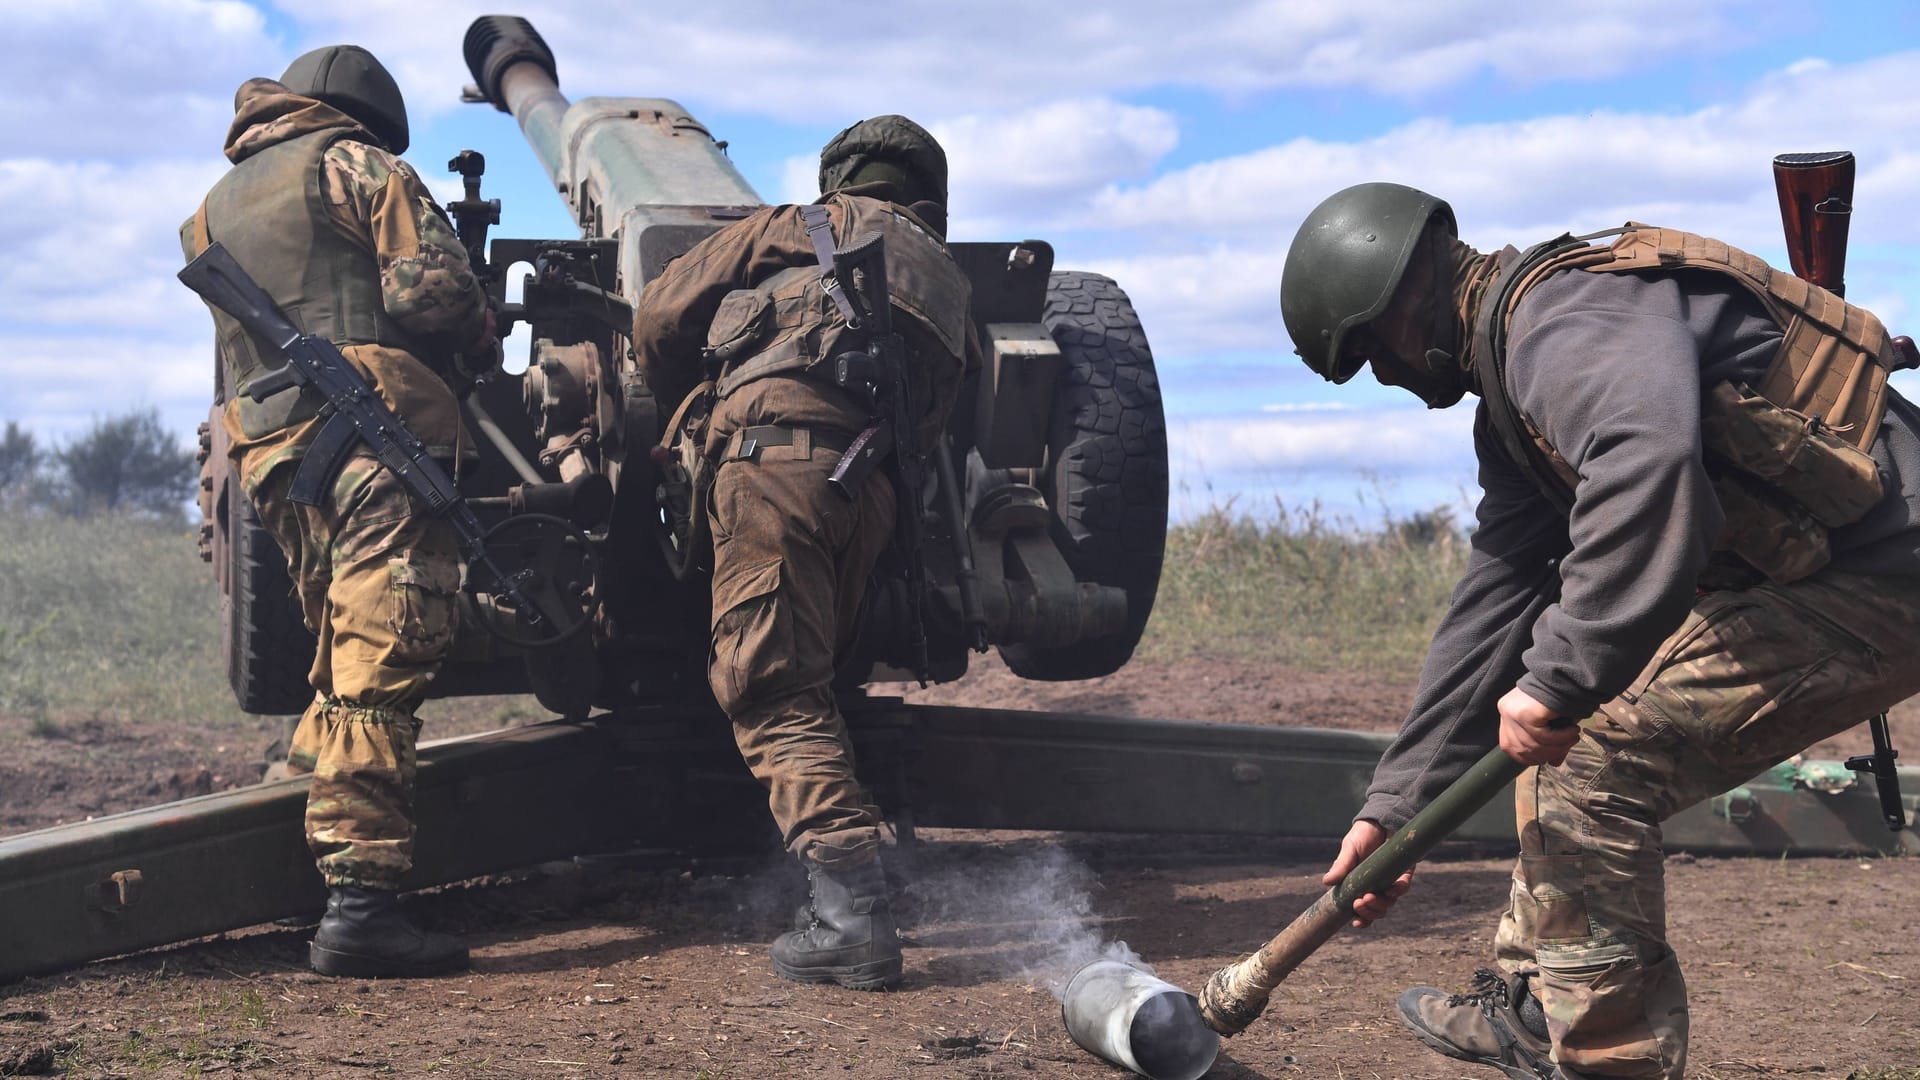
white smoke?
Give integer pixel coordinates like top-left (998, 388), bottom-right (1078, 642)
top-left (900, 843), bottom-right (1146, 998)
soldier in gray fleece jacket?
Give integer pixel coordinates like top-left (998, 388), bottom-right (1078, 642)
top-left (1280, 182), bottom-right (1920, 1080)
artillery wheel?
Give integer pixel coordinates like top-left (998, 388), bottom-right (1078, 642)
top-left (998, 271), bottom-right (1168, 681)
top-left (223, 476), bottom-right (317, 715)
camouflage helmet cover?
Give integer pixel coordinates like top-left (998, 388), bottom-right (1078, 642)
top-left (819, 114), bottom-right (948, 207)
top-left (280, 45), bottom-right (410, 154)
top-left (1281, 182), bottom-right (1456, 382)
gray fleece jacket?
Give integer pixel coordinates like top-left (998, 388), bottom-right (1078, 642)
top-left (1358, 261), bottom-right (1920, 831)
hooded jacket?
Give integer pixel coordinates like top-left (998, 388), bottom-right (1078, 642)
top-left (184, 78), bottom-right (486, 494)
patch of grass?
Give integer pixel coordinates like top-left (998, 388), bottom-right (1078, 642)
top-left (0, 511), bottom-right (253, 732)
top-left (0, 499), bottom-right (1470, 733)
top-left (1138, 501), bottom-right (1466, 677)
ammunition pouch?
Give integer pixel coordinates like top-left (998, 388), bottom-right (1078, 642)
top-left (707, 268), bottom-right (863, 399)
top-left (1480, 225), bottom-right (1895, 587)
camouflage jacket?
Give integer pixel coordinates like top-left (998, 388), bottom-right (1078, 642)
top-left (196, 79), bottom-right (486, 494)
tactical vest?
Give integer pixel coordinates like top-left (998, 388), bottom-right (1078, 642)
top-left (183, 128), bottom-right (417, 438)
top-left (1474, 225), bottom-right (1893, 586)
top-left (702, 195), bottom-right (972, 414)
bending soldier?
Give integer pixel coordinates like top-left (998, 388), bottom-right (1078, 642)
top-left (632, 115), bottom-right (980, 990)
top-left (182, 46), bottom-right (494, 978)
top-left (1283, 183), bottom-right (1920, 1079)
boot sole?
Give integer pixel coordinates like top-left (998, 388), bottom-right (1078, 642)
top-left (771, 954), bottom-right (902, 991)
top-left (310, 942), bottom-right (470, 979)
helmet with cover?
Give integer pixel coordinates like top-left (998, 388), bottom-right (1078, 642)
top-left (280, 45), bottom-right (410, 154)
top-left (819, 114), bottom-right (948, 209)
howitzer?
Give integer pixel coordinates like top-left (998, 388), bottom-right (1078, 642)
top-left (0, 7), bottom-right (1236, 984)
top-left (1773, 150), bottom-right (1906, 831)
top-left (190, 13), bottom-right (1156, 719)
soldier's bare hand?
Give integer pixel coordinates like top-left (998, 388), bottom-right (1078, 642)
top-left (1498, 686), bottom-right (1577, 766)
top-left (1322, 819), bottom-right (1414, 929)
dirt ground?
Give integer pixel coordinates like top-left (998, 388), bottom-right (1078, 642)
top-left (2, 656), bottom-right (1916, 1078)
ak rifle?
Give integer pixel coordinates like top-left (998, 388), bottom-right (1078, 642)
top-left (1773, 150), bottom-right (1907, 830)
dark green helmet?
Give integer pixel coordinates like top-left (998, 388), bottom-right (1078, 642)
top-left (1281, 182), bottom-right (1455, 383)
top-left (281, 45), bottom-right (409, 154)
top-left (819, 114), bottom-right (948, 208)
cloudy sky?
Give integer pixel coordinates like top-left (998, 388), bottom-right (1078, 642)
top-left (7, 0), bottom-right (1920, 522)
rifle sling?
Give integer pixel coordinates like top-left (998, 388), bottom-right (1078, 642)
top-left (799, 204), bottom-right (861, 326)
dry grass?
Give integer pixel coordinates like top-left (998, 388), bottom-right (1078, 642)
top-left (1139, 500), bottom-right (1467, 677)
top-left (0, 502), bottom-right (1469, 728)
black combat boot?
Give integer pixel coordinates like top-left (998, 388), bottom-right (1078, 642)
top-left (309, 886), bottom-right (469, 978)
top-left (1397, 967), bottom-right (1557, 1080)
top-left (771, 858), bottom-right (902, 990)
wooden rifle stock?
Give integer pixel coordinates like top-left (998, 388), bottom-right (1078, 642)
top-left (1773, 150), bottom-right (1854, 296)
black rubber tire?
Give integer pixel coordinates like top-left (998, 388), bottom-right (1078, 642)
top-left (224, 480), bottom-right (317, 715)
top-left (998, 271), bottom-right (1168, 681)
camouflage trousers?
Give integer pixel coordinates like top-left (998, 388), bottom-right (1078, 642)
top-left (250, 449), bottom-right (461, 889)
top-left (1492, 569), bottom-right (1920, 1079)
top-left (706, 430), bottom-right (896, 871)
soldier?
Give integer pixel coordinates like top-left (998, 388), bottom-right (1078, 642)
top-left (632, 115), bottom-right (980, 990)
top-left (182, 46), bottom-right (494, 978)
top-left (1282, 183), bottom-right (1920, 1079)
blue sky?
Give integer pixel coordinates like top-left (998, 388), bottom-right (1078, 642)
top-left (7, 0), bottom-right (1920, 524)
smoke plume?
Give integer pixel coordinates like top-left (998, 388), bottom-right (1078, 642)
top-left (900, 842), bottom-right (1145, 998)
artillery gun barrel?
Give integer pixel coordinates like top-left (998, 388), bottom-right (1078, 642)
top-left (462, 17), bottom-right (568, 180)
top-left (463, 14), bottom-right (760, 256)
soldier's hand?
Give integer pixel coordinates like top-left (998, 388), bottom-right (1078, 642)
top-left (1322, 819), bottom-right (1413, 929)
top-left (1498, 686), bottom-right (1577, 766)
top-left (454, 307), bottom-right (503, 382)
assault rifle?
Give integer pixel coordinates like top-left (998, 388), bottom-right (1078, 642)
top-left (179, 241), bottom-right (586, 649)
top-left (1774, 150), bottom-right (1906, 831)
top-left (823, 232), bottom-right (934, 683)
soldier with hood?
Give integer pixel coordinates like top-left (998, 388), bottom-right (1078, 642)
top-left (632, 115), bottom-right (981, 990)
top-left (182, 46), bottom-right (494, 978)
top-left (1281, 183), bottom-right (1920, 1079)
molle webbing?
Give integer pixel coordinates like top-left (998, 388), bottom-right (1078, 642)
top-left (704, 195), bottom-right (972, 400)
top-left (1529, 225), bottom-right (1894, 450)
top-left (1478, 225), bottom-right (1893, 585)
top-left (194, 129), bottom-right (417, 438)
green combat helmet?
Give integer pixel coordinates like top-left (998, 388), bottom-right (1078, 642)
top-left (819, 114), bottom-right (948, 209)
top-left (1281, 182), bottom-right (1454, 383)
top-left (281, 45), bottom-right (410, 154)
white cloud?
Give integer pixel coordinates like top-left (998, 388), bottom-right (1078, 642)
top-left (1073, 247), bottom-right (1289, 354)
top-left (1064, 50), bottom-right (1920, 363)
top-left (0, 0), bottom-right (280, 158)
top-left (0, 159), bottom-right (226, 331)
top-left (279, 0), bottom-right (1766, 121)
top-left (1169, 404), bottom-right (1479, 520)
top-left (0, 333), bottom-right (212, 440)
top-left (776, 153), bottom-right (816, 206)
top-left (1176, 402), bottom-right (1476, 476)
top-left (936, 99), bottom-right (1177, 236)
top-left (1095, 51), bottom-right (1920, 251)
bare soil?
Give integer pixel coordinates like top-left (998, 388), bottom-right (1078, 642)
top-left (2, 656), bottom-right (1916, 1078)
